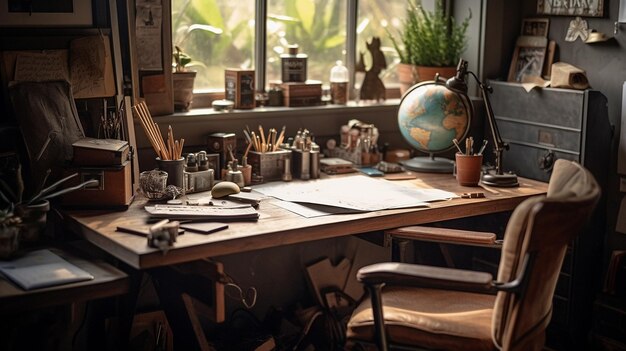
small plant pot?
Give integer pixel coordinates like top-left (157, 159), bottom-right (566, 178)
top-left (173, 71), bottom-right (196, 111)
top-left (15, 200), bottom-right (50, 243)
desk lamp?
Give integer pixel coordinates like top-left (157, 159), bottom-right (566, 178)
top-left (446, 59), bottom-right (519, 187)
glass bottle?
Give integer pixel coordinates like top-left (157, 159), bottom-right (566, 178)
top-left (330, 60), bottom-right (349, 104)
top-left (281, 45), bottom-right (308, 83)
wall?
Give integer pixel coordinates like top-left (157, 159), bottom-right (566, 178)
top-left (527, 1), bottom-right (626, 265)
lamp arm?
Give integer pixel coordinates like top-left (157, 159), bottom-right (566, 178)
top-left (469, 71), bottom-right (507, 175)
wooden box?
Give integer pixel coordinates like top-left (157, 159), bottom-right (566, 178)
top-left (281, 81), bottom-right (322, 107)
top-left (62, 161), bottom-right (133, 209)
top-left (225, 69), bottom-right (255, 109)
top-left (207, 133), bottom-right (236, 177)
top-left (72, 137), bottom-right (130, 166)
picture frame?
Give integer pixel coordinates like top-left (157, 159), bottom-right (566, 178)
top-left (507, 36), bottom-right (548, 83)
top-left (521, 18), bottom-right (550, 37)
top-left (537, 0), bottom-right (603, 17)
top-left (0, 0), bottom-right (93, 27)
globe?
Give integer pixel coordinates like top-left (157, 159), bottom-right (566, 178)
top-left (397, 80), bottom-right (471, 172)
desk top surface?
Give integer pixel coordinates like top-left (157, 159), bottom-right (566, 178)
top-left (66, 173), bottom-right (548, 270)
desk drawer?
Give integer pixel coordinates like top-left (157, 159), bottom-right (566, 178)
top-left (489, 81), bottom-right (584, 129)
top-left (501, 143), bottom-right (577, 182)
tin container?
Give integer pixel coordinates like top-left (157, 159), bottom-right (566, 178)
top-left (247, 150), bottom-right (291, 182)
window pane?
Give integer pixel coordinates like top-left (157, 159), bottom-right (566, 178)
top-left (266, 0), bottom-right (347, 88)
top-left (172, 0), bottom-right (255, 91)
top-left (357, 0), bottom-right (406, 86)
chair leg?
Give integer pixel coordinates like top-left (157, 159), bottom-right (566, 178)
top-left (365, 283), bottom-right (389, 351)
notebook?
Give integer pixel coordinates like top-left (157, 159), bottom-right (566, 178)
top-left (0, 249), bottom-right (94, 290)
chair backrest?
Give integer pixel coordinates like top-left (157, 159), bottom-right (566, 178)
top-left (491, 159), bottom-right (600, 351)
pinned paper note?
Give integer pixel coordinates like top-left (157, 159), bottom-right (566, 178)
top-left (13, 51), bottom-right (69, 82)
top-left (70, 35), bottom-right (116, 98)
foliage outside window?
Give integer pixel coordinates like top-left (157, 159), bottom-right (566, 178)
top-left (266, 1), bottom-right (346, 86)
top-left (171, 0), bottom-right (450, 93)
top-left (172, 0), bottom-right (255, 91)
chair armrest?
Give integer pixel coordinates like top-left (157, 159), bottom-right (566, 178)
top-left (387, 226), bottom-right (500, 247)
top-left (357, 262), bottom-right (495, 294)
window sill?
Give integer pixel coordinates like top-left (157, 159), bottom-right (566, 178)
top-left (150, 99), bottom-right (401, 123)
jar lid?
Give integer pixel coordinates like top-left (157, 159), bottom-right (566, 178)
top-left (212, 99), bottom-right (234, 112)
top-left (287, 44), bottom-right (299, 55)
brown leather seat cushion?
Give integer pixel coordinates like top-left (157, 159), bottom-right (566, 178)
top-left (347, 286), bottom-right (496, 351)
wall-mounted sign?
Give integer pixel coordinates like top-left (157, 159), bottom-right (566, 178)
top-left (537, 0), bottom-right (604, 17)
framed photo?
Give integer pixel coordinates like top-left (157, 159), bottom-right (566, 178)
top-left (537, 0), bottom-right (603, 17)
top-left (521, 18), bottom-right (550, 37)
top-left (507, 36), bottom-right (548, 83)
top-left (0, 0), bottom-right (93, 27)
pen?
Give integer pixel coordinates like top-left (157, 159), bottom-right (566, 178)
top-left (452, 138), bottom-right (463, 154)
top-left (477, 139), bottom-right (488, 155)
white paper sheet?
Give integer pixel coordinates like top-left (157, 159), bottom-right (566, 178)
top-left (254, 175), bottom-right (456, 212)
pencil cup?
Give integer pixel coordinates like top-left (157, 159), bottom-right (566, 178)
top-left (156, 157), bottom-right (185, 189)
top-left (455, 153), bottom-right (483, 186)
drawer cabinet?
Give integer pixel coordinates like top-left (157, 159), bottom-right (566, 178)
top-left (489, 81), bottom-right (612, 350)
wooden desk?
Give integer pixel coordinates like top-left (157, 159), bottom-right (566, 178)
top-left (66, 173), bottom-right (548, 270)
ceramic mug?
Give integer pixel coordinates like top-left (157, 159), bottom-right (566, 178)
top-left (455, 153), bottom-right (483, 186)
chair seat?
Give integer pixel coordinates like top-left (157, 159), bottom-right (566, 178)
top-left (347, 286), bottom-right (496, 351)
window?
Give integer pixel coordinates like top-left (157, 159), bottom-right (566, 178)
top-left (266, 1), bottom-right (347, 86)
top-left (172, 0), bottom-right (255, 91)
top-left (170, 0), bottom-right (479, 101)
top-left (356, 0), bottom-right (407, 87)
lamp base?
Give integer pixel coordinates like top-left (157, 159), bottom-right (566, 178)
top-left (401, 157), bottom-right (454, 173)
top-left (481, 170), bottom-right (519, 187)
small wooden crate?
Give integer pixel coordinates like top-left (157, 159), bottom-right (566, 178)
top-left (225, 69), bottom-right (255, 109)
top-left (281, 81), bottom-right (322, 107)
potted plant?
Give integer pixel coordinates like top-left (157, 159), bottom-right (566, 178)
top-left (0, 165), bottom-right (97, 244)
top-left (172, 45), bottom-right (197, 112)
top-left (389, 0), bottom-right (471, 95)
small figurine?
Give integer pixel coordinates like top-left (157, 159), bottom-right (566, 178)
top-left (358, 37), bottom-right (387, 101)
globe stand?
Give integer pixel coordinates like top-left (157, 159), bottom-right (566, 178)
top-left (401, 153), bottom-right (454, 173)
top-left (482, 170), bottom-right (519, 187)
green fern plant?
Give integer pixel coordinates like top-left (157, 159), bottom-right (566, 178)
top-left (389, 0), bottom-right (471, 67)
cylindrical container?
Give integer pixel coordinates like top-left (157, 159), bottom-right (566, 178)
top-left (197, 151), bottom-right (209, 171)
top-left (156, 157), bottom-right (185, 189)
top-left (281, 45), bottom-right (307, 82)
top-left (455, 153), bottom-right (483, 186)
top-left (300, 151), bottom-right (310, 180)
top-left (185, 153), bottom-right (198, 172)
top-left (310, 146), bottom-right (320, 179)
top-left (240, 164), bottom-right (252, 186)
top-left (330, 60), bottom-right (348, 104)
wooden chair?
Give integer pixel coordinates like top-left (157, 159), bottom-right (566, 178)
top-left (346, 159), bottom-right (600, 351)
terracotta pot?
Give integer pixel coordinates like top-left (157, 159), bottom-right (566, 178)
top-left (173, 71), bottom-right (196, 112)
top-left (397, 64), bottom-right (457, 96)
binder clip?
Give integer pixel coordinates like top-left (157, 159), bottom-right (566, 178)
top-left (148, 219), bottom-right (180, 254)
